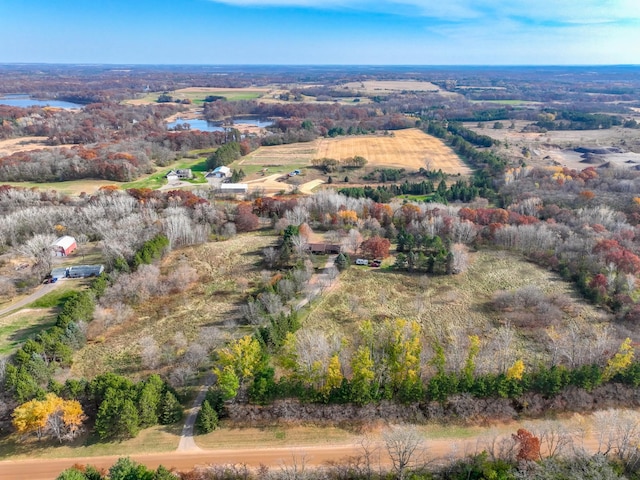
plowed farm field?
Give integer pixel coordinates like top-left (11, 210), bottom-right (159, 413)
top-left (316, 129), bottom-right (472, 174)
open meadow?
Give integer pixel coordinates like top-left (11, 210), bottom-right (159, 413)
top-left (126, 87), bottom-right (271, 106)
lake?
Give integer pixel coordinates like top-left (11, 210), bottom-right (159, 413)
top-left (0, 94), bottom-right (84, 109)
top-left (167, 116), bottom-right (273, 132)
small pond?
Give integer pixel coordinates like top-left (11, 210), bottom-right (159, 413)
top-left (167, 116), bottom-right (273, 132)
top-left (0, 94), bottom-right (84, 109)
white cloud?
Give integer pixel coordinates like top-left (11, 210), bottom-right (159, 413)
top-left (209, 0), bottom-right (640, 25)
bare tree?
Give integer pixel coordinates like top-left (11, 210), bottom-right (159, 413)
top-left (383, 424), bottom-right (425, 480)
top-left (449, 243), bottom-right (469, 274)
top-left (524, 420), bottom-right (575, 459)
top-left (593, 409), bottom-right (640, 462)
top-left (19, 233), bottom-right (57, 276)
top-left (183, 342), bottom-right (209, 369)
top-left (139, 335), bottom-right (160, 369)
top-left (241, 299), bottom-right (265, 325)
top-left (290, 234), bottom-right (309, 259)
top-left (356, 433), bottom-right (381, 480)
top-left (263, 246), bottom-right (278, 268)
top-left (478, 429), bottom-right (518, 463)
top-left (343, 228), bottom-right (363, 255)
top-left (278, 278), bottom-right (297, 301)
top-left (0, 356), bottom-right (6, 385)
top-left (169, 365), bottom-right (195, 388)
top-left (325, 265), bottom-right (339, 282)
top-left (259, 291), bottom-right (283, 315)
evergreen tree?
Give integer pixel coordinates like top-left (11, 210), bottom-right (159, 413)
top-left (160, 391), bottom-right (183, 425)
top-left (196, 400), bottom-right (219, 434)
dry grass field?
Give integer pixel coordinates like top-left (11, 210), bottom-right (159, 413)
top-left (304, 249), bottom-right (608, 364)
top-left (316, 129), bottom-right (472, 175)
top-left (70, 232), bottom-right (276, 378)
top-left (340, 80), bottom-right (461, 99)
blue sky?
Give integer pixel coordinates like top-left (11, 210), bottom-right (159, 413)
top-left (1, 0), bottom-right (639, 64)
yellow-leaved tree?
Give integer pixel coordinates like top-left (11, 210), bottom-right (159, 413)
top-left (214, 335), bottom-right (263, 400)
top-left (603, 337), bottom-right (634, 381)
top-left (322, 354), bottom-right (343, 400)
top-left (12, 393), bottom-right (85, 442)
top-left (506, 359), bottom-right (525, 381)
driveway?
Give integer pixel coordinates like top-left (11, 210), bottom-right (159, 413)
top-left (0, 280), bottom-right (64, 319)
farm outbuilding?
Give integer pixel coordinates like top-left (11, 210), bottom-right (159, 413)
top-left (219, 183), bottom-right (248, 195)
top-left (307, 243), bottom-right (341, 254)
top-left (51, 236), bottom-right (77, 256)
top-left (208, 166), bottom-right (232, 179)
top-left (49, 264), bottom-right (104, 279)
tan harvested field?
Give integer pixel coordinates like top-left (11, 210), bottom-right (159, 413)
top-left (467, 121), bottom-right (640, 171)
top-left (70, 233), bottom-right (277, 378)
top-left (242, 129), bottom-right (470, 176)
top-left (316, 129), bottom-right (472, 174)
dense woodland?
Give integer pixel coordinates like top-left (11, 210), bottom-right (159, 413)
top-left (2, 65), bottom-right (640, 478)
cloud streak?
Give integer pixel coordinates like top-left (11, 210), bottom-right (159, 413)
top-left (209, 0), bottom-right (640, 25)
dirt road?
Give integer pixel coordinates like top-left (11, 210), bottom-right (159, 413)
top-left (0, 439), bottom-right (467, 480)
top-left (0, 280), bottom-right (64, 319)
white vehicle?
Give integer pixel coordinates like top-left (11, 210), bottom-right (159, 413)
top-left (355, 258), bottom-right (369, 265)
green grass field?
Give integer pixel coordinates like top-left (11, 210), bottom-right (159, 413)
top-left (131, 89), bottom-right (266, 105)
top-left (0, 309), bottom-right (57, 355)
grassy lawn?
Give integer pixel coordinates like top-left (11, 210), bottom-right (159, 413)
top-left (194, 421), bottom-right (496, 450)
top-left (28, 288), bottom-right (79, 309)
top-left (0, 424), bottom-right (182, 460)
top-left (0, 309), bottom-right (57, 355)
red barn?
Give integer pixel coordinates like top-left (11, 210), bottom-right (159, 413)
top-left (51, 236), bottom-right (77, 256)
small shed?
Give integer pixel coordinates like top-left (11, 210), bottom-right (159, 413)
top-left (51, 236), bottom-right (77, 257)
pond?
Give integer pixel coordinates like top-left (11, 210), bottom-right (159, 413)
top-left (166, 116), bottom-right (273, 132)
top-left (0, 94), bottom-right (84, 109)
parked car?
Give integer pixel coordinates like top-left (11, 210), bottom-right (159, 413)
top-left (371, 259), bottom-right (382, 267)
top-left (355, 258), bottom-right (369, 265)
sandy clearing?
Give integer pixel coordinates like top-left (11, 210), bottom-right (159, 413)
top-left (0, 136), bottom-right (60, 156)
top-left (342, 80), bottom-right (441, 92)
